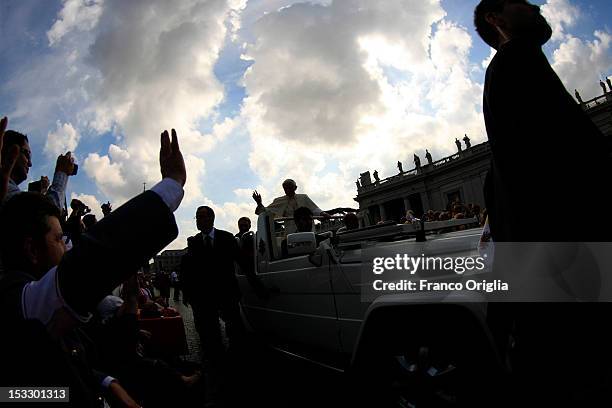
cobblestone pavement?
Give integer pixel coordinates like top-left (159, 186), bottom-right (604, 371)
top-left (166, 288), bottom-right (351, 407)
top-left (168, 288), bottom-right (201, 364)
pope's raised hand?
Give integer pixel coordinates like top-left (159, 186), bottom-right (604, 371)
top-left (252, 190), bottom-right (263, 206)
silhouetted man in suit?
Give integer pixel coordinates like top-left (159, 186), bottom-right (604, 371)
top-left (475, 1), bottom-right (612, 404)
top-left (182, 206), bottom-right (244, 367)
top-left (475, 0), bottom-right (611, 242)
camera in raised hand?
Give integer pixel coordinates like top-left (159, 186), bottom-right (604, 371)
top-left (56, 152), bottom-right (76, 176)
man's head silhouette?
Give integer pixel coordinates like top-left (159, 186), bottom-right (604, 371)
top-left (1, 130), bottom-right (31, 185)
top-left (282, 179), bottom-right (297, 198)
top-left (0, 193), bottom-right (64, 278)
top-left (237, 217), bottom-right (251, 234)
top-left (474, 0), bottom-right (552, 50)
top-left (196, 206), bottom-right (215, 234)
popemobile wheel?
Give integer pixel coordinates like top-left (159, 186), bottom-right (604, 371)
top-left (387, 345), bottom-right (463, 407)
top-left (376, 338), bottom-right (503, 408)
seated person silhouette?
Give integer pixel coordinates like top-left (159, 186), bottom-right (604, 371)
top-left (337, 212), bottom-right (359, 233)
top-left (281, 206), bottom-right (327, 257)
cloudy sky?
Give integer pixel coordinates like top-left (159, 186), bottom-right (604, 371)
top-left (1, 0), bottom-right (611, 249)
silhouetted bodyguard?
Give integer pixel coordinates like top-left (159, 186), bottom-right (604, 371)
top-left (475, 1), bottom-right (612, 405)
top-left (234, 216), bottom-right (251, 239)
top-left (476, 0), bottom-right (611, 242)
top-left (181, 206), bottom-right (244, 365)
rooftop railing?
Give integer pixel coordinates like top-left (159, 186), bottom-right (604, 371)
top-left (582, 93), bottom-right (612, 110)
top-left (358, 142), bottom-right (490, 192)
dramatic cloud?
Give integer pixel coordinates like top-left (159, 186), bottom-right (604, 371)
top-left (44, 121), bottom-right (80, 158)
top-left (83, 147), bottom-right (126, 192)
top-left (242, 0), bottom-right (446, 146)
top-left (552, 31), bottom-right (612, 100)
top-left (240, 1), bottom-right (485, 213)
top-left (5, 49), bottom-right (88, 140)
top-left (47, 0), bottom-right (104, 46)
top-left (542, 0), bottom-right (579, 42)
top-left (44, 0), bottom-right (248, 205)
top-left (7, 0), bottom-right (609, 251)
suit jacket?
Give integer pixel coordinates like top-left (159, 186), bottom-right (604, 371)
top-left (182, 228), bottom-right (241, 307)
top-left (483, 38), bottom-right (612, 242)
top-left (58, 190), bottom-right (178, 315)
top-left (483, 41), bottom-right (612, 400)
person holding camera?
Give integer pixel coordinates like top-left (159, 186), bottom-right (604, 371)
top-left (0, 123), bottom-right (77, 210)
top-left (101, 201), bottom-right (112, 217)
top-left (64, 198), bottom-right (92, 246)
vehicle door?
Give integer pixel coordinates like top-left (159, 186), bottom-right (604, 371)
top-left (330, 228), bottom-right (483, 355)
top-left (237, 214), bottom-right (341, 353)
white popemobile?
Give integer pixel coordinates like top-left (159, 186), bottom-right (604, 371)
top-left (235, 212), bottom-right (503, 406)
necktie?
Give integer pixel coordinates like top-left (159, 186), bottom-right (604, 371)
top-left (205, 235), bottom-right (212, 249)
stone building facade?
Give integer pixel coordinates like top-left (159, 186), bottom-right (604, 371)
top-left (580, 91), bottom-right (612, 137)
top-left (355, 140), bottom-right (490, 224)
top-left (151, 248), bottom-right (187, 274)
top-left (355, 84), bottom-right (612, 224)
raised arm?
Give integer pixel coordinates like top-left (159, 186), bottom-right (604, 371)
top-left (0, 117), bottom-right (19, 203)
top-left (253, 190), bottom-right (266, 215)
top-left (58, 129), bottom-right (186, 317)
top-left (45, 152), bottom-right (75, 210)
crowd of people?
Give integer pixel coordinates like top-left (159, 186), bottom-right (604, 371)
top-left (3, 117), bottom-right (477, 406)
top-left (0, 116), bottom-right (335, 406)
top-left (399, 202), bottom-right (486, 226)
top-left (0, 122), bottom-right (189, 407)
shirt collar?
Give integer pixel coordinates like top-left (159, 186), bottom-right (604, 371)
top-left (8, 178), bottom-right (19, 189)
top-left (204, 228), bottom-right (215, 240)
